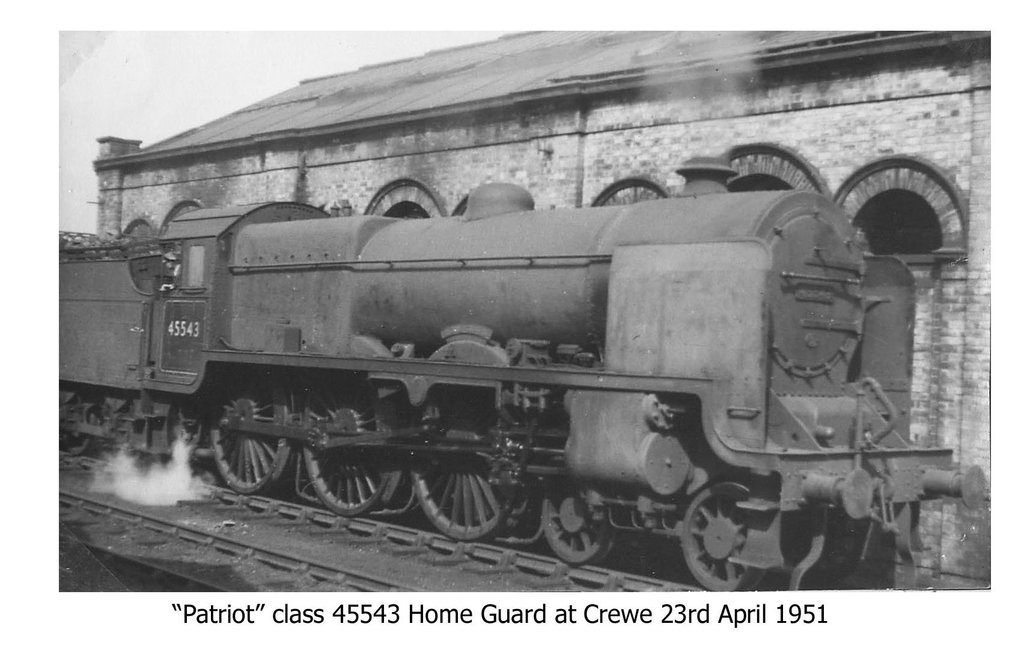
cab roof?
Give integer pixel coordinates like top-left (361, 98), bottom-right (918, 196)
top-left (161, 202), bottom-right (327, 240)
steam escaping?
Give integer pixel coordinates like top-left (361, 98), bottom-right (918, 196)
top-left (90, 437), bottom-right (210, 506)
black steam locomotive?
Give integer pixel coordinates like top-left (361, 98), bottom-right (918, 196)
top-left (59, 158), bottom-right (985, 590)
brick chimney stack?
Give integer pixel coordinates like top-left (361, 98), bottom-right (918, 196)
top-left (96, 136), bottom-right (142, 160)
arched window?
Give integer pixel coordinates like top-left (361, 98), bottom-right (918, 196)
top-left (384, 201), bottom-right (430, 219)
top-left (728, 173), bottom-right (793, 192)
top-left (853, 189), bottom-right (943, 255)
top-left (727, 144), bottom-right (829, 195)
top-left (366, 179), bottom-right (446, 218)
top-left (592, 178), bottom-right (667, 207)
top-left (161, 200), bottom-right (203, 234)
top-left (835, 157), bottom-right (966, 255)
top-left (123, 218), bottom-right (155, 239)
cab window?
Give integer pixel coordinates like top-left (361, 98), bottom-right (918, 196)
top-left (184, 243), bottom-right (207, 287)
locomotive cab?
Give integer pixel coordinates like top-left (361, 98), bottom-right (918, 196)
top-left (146, 202), bottom-right (328, 387)
top-left (153, 238), bottom-right (210, 379)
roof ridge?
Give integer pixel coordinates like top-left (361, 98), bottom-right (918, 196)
top-left (296, 32), bottom-right (531, 86)
top-left (100, 31), bottom-right (989, 166)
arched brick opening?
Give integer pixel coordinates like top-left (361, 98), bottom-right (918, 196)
top-left (853, 189), bottom-right (943, 255)
top-left (384, 201), bottom-right (430, 218)
top-left (366, 179), bottom-right (446, 218)
top-left (835, 157), bottom-right (969, 468)
top-left (452, 196), bottom-right (468, 217)
top-left (592, 177), bottom-right (667, 207)
top-left (727, 143), bottom-right (830, 196)
top-left (161, 199), bottom-right (203, 234)
top-left (123, 218), bottom-right (155, 239)
top-left (835, 156), bottom-right (966, 254)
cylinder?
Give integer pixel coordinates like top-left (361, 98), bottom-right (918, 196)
top-left (564, 390), bottom-right (691, 496)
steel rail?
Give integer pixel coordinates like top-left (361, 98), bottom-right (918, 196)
top-left (60, 454), bottom-right (696, 592)
top-left (210, 489), bottom-right (695, 592)
top-left (62, 541), bottom-right (230, 592)
top-left (59, 488), bottom-right (423, 592)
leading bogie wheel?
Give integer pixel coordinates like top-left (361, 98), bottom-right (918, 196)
top-left (212, 391), bottom-right (292, 494)
top-left (679, 482), bottom-right (765, 591)
top-left (412, 458), bottom-right (509, 541)
top-left (541, 489), bottom-right (613, 565)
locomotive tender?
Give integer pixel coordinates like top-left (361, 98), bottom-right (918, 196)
top-left (59, 158), bottom-right (986, 590)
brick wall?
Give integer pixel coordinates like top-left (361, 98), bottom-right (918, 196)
top-left (95, 46), bottom-right (991, 583)
top-left (100, 55), bottom-right (980, 234)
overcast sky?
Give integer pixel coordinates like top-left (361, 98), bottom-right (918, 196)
top-left (59, 32), bottom-right (509, 233)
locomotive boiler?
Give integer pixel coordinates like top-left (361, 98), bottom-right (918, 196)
top-left (59, 158), bottom-right (986, 590)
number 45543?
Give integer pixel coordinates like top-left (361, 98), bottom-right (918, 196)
top-left (167, 320), bottom-right (201, 338)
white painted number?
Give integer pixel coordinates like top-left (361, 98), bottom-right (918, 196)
top-left (167, 319), bottom-right (201, 338)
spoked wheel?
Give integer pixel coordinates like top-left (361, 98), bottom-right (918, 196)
top-left (680, 482), bottom-right (765, 591)
top-left (412, 458), bottom-right (509, 541)
top-left (501, 484), bottom-right (544, 542)
top-left (212, 392), bottom-right (292, 494)
top-left (302, 389), bottom-right (401, 517)
top-left (371, 470), bottom-right (418, 515)
top-left (542, 488), bottom-right (613, 565)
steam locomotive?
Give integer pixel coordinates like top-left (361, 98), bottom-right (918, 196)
top-left (59, 158), bottom-right (986, 590)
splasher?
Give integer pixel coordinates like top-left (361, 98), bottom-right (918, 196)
top-left (90, 437), bottom-right (210, 506)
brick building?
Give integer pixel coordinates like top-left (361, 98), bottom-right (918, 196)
top-left (92, 31), bottom-right (991, 583)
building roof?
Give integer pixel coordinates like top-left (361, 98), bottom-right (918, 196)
top-left (98, 31), bottom-right (988, 168)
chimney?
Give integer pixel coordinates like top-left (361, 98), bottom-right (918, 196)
top-left (676, 156), bottom-right (737, 196)
top-left (96, 136), bottom-right (142, 160)
top-left (327, 199), bottom-right (354, 217)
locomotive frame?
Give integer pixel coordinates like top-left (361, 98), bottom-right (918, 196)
top-left (59, 162), bottom-right (986, 591)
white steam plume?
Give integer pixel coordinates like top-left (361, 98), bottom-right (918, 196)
top-left (90, 437), bottom-right (210, 506)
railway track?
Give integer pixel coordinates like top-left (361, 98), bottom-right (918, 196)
top-left (60, 453), bottom-right (697, 592)
top-left (60, 489), bottom-right (422, 591)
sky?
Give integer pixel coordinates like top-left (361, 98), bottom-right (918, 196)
top-left (59, 32), bottom-right (509, 233)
